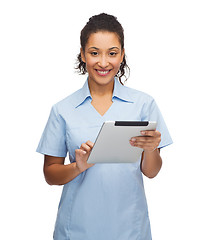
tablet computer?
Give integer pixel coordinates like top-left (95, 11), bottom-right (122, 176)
top-left (87, 121), bottom-right (157, 164)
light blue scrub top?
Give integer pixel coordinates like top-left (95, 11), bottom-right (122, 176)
top-left (37, 77), bottom-right (172, 240)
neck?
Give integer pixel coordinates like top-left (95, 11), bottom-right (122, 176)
top-left (88, 78), bottom-right (114, 98)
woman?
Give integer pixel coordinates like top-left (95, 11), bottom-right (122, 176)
top-left (37, 13), bottom-right (172, 240)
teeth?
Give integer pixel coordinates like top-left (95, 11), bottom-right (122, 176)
top-left (97, 70), bottom-right (109, 74)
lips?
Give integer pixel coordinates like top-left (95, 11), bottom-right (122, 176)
top-left (96, 69), bottom-right (111, 76)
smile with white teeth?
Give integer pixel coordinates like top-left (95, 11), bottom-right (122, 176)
top-left (97, 70), bottom-right (110, 74)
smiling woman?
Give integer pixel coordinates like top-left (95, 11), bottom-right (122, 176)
top-left (36, 12), bottom-right (172, 240)
top-left (76, 13), bottom-right (130, 84)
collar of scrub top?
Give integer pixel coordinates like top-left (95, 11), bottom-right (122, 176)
top-left (74, 77), bottom-right (134, 108)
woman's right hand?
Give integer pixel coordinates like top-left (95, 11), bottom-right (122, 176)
top-left (75, 140), bottom-right (95, 173)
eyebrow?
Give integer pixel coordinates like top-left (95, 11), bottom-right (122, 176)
top-left (88, 47), bottom-right (120, 50)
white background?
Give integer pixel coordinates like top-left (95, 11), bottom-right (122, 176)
top-left (0, 0), bottom-right (207, 239)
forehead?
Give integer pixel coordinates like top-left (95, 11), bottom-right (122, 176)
top-left (86, 31), bottom-right (121, 49)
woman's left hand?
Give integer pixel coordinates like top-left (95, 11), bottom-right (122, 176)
top-left (129, 130), bottom-right (161, 153)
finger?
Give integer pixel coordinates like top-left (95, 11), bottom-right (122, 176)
top-left (131, 142), bottom-right (157, 151)
top-left (86, 140), bottom-right (94, 148)
top-left (80, 143), bottom-right (92, 152)
top-left (141, 130), bottom-right (161, 137)
top-left (75, 149), bottom-right (87, 155)
top-left (130, 137), bottom-right (154, 145)
top-left (131, 140), bottom-right (159, 150)
top-left (134, 136), bottom-right (154, 143)
top-left (140, 130), bottom-right (155, 137)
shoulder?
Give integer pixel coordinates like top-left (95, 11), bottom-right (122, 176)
top-left (51, 87), bottom-right (82, 116)
top-left (124, 84), bottom-right (155, 104)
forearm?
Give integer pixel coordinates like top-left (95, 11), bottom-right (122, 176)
top-left (44, 162), bottom-right (81, 186)
top-left (141, 149), bottom-right (162, 178)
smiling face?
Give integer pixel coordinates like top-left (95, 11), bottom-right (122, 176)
top-left (81, 31), bottom-right (125, 87)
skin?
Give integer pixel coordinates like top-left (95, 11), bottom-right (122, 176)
top-left (43, 31), bottom-right (162, 185)
top-left (130, 131), bottom-right (162, 178)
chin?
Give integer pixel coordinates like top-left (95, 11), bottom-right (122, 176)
top-left (88, 73), bottom-right (115, 86)
top-left (92, 77), bottom-right (114, 85)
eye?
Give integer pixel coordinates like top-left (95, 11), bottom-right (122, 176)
top-left (91, 51), bottom-right (98, 56)
top-left (109, 52), bottom-right (117, 56)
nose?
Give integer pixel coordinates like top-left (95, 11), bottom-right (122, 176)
top-left (98, 55), bottom-right (109, 68)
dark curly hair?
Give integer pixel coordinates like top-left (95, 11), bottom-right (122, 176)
top-left (75, 13), bottom-right (130, 85)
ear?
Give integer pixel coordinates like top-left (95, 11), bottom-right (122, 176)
top-left (80, 48), bottom-right (86, 63)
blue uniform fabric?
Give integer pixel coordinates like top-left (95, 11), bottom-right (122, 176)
top-left (37, 77), bottom-right (173, 240)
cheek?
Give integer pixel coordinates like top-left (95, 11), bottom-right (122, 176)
top-left (85, 58), bottom-right (96, 70)
top-left (111, 59), bottom-right (121, 70)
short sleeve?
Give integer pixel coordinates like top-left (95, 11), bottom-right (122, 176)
top-left (142, 98), bottom-right (173, 149)
top-left (36, 105), bottom-right (67, 157)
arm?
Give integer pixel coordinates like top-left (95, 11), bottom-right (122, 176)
top-left (129, 130), bottom-right (162, 178)
top-left (43, 156), bottom-right (80, 185)
top-left (141, 148), bottom-right (162, 178)
top-left (43, 141), bottom-right (95, 185)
